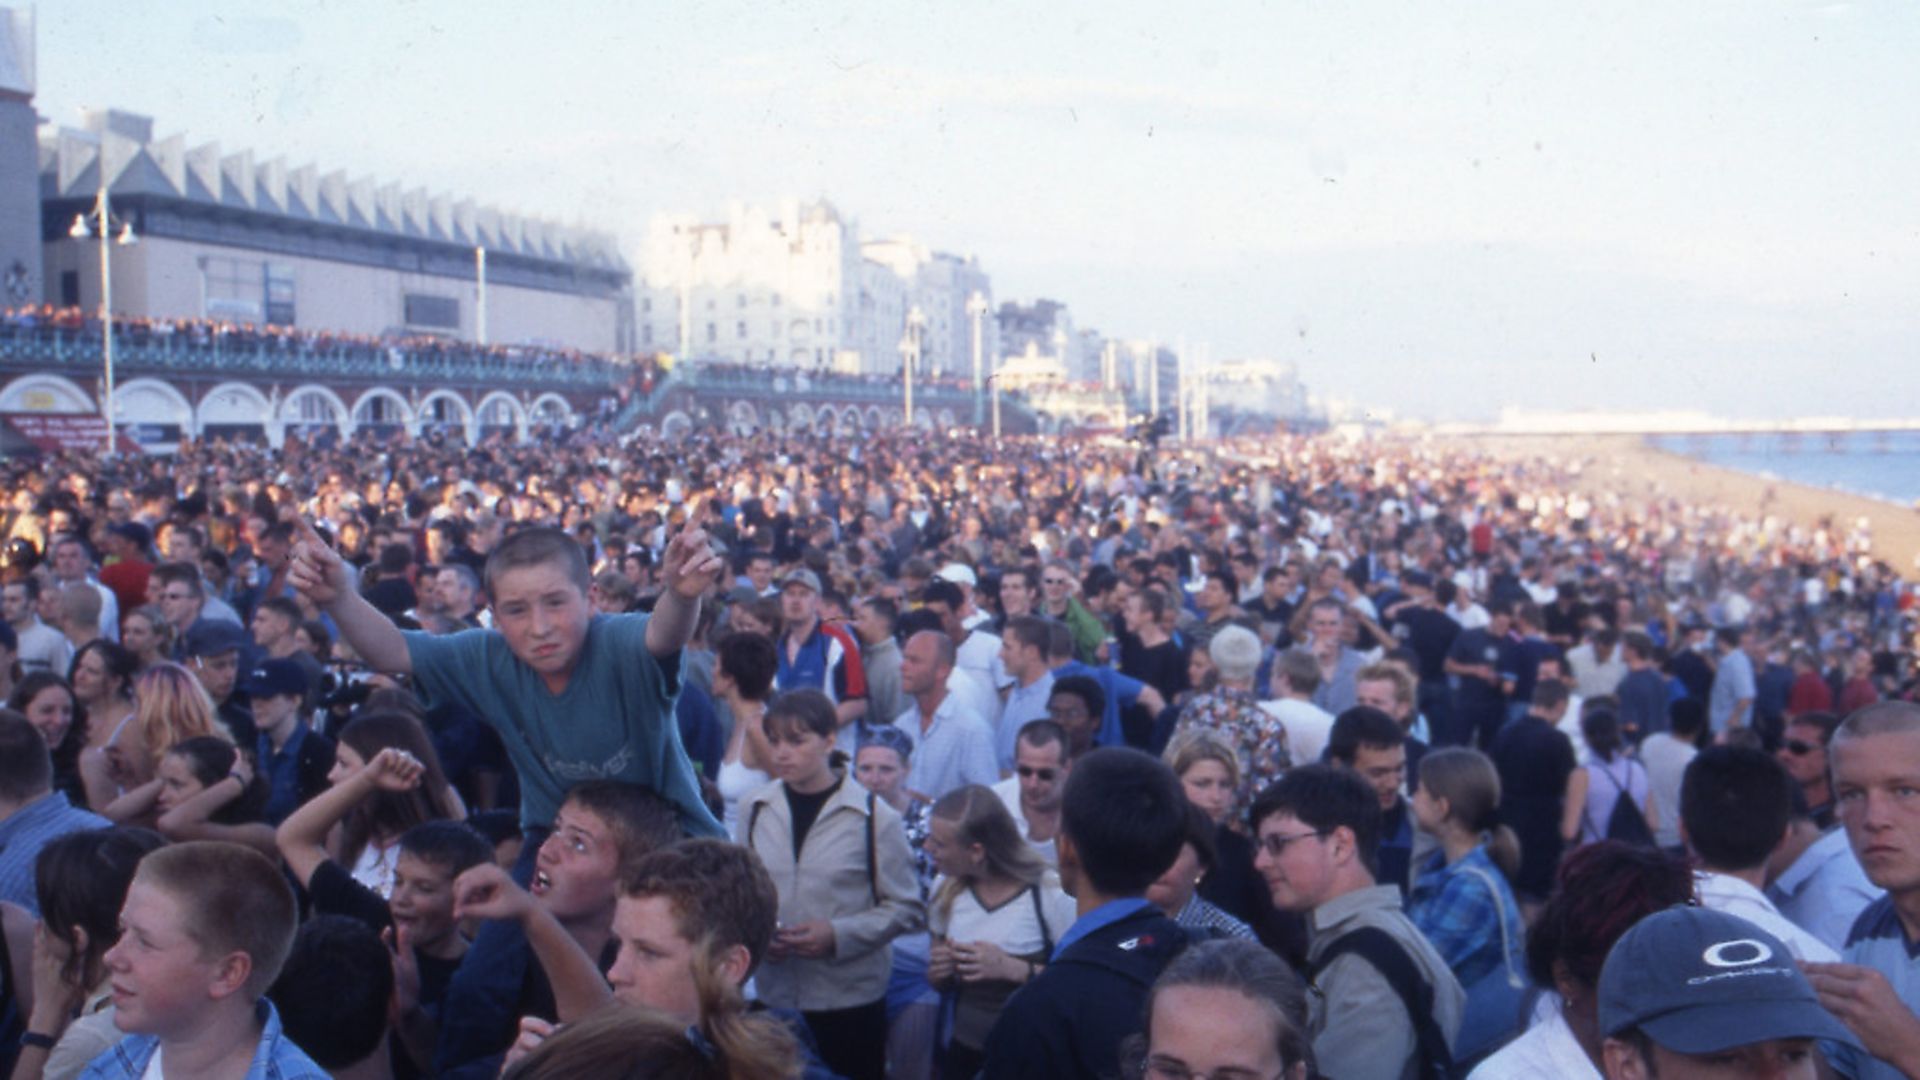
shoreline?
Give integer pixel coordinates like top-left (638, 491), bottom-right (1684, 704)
top-left (1456, 434), bottom-right (1920, 573)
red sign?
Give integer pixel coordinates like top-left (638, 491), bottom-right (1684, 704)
top-left (3, 413), bottom-right (143, 454)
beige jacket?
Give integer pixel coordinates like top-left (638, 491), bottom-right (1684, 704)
top-left (737, 773), bottom-right (926, 1010)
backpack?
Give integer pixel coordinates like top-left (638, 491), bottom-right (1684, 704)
top-left (1310, 927), bottom-right (1452, 1080)
top-left (1592, 760), bottom-right (1656, 848)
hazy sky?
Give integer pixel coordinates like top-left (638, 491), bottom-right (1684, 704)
top-left (34, 1), bottom-right (1920, 422)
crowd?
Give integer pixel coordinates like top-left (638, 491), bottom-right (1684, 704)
top-left (0, 422), bottom-right (1918, 1079)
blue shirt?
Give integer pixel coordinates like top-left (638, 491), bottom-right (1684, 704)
top-left (1408, 845), bottom-right (1526, 986)
top-left (404, 613), bottom-right (723, 837)
top-left (1050, 661), bottom-right (1147, 748)
top-left (1830, 898), bottom-right (1920, 1080)
top-left (256, 722), bottom-right (314, 826)
top-left (0, 791), bottom-right (109, 915)
top-left (80, 998), bottom-right (327, 1079)
top-left (1052, 897), bottom-right (1154, 960)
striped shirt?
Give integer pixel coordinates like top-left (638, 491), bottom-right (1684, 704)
top-left (0, 791), bottom-right (109, 915)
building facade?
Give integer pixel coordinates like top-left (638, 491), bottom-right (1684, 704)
top-left (38, 110), bottom-right (631, 353)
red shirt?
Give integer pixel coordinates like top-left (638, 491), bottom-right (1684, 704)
top-left (1786, 670), bottom-right (1833, 718)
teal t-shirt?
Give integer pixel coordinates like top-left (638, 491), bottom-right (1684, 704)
top-left (403, 613), bottom-right (724, 838)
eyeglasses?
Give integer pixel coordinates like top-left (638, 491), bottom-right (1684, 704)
top-left (1782, 739), bottom-right (1821, 756)
top-left (1016, 766), bottom-right (1058, 781)
top-left (1257, 829), bottom-right (1328, 857)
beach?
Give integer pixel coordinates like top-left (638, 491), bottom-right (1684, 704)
top-left (1464, 434), bottom-right (1920, 573)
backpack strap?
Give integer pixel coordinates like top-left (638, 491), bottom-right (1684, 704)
top-left (747, 799), bottom-right (765, 854)
top-left (1310, 926), bottom-right (1451, 1078)
top-left (866, 789), bottom-right (879, 907)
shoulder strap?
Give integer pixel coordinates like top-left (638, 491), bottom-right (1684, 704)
top-left (1456, 865), bottom-right (1525, 989)
top-left (1312, 926), bottom-right (1450, 1078)
top-left (1029, 884), bottom-right (1054, 956)
top-left (866, 789), bottom-right (879, 906)
top-left (747, 799), bottom-right (765, 853)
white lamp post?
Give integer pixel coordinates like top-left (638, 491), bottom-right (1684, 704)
top-left (900, 305), bottom-right (925, 429)
top-left (69, 185), bottom-right (138, 454)
top-left (966, 290), bottom-right (988, 428)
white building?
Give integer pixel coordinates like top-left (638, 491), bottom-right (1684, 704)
top-left (637, 200), bottom-right (994, 377)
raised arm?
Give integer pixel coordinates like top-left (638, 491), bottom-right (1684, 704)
top-left (451, 863), bottom-right (612, 1022)
top-left (276, 747), bottom-right (424, 890)
top-left (646, 525), bottom-right (723, 659)
top-left (155, 755), bottom-right (278, 859)
top-left (289, 515), bottom-right (412, 676)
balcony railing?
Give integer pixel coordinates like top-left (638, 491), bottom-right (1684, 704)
top-left (0, 322), bottom-right (620, 390)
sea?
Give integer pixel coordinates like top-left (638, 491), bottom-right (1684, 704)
top-left (1647, 431), bottom-right (1920, 508)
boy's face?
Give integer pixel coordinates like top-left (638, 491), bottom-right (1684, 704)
top-left (105, 880), bottom-right (237, 1037)
top-left (389, 852), bottom-right (461, 952)
top-left (489, 561), bottom-right (591, 682)
top-left (532, 803), bottom-right (622, 923)
top-left (606, 894), bottom-right (706, 1024)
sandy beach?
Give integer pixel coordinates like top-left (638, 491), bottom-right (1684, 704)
top-left (1460, 434), bottom-right (1920, 573)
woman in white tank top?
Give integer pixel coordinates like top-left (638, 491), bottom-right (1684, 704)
top-left (712, 632), bottom-right (777, 833)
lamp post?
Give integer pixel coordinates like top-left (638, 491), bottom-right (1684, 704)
top-left (475, 246), bottom-right (489, 345)
top-left (69, 186), bottom-right (138, 454)
top-left (966, 290), bottom-right (987, 428)
top-left (900, 305), bottom-right (925, 430)
top-left (988, 371), bottom-right (1003, 441)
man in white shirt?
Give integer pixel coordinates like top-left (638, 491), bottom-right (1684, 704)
top-left (3, 578), bottom-right (70, 677)
top-left (1259, 648), bottom-right (1334, 765)
top-left (892, 630), bottom-right (998, 802)
top-left (48, 534), bottom-right (118, 643)
top-left (990, 720), bottom-right (1071, 867)
top-left (1682, 745), bottom-right (1837, 962)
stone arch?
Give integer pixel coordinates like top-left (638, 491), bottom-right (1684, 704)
top-left (418, 389), bottom-right (476, 443)
top-left (864, 405), bottom-right (883, 430)
top-left (787, 402), bottom-right (814, 431)
top-left (840, 405), bottom-right (862, 433)
top-left (529, 393), bottom-right (574, 428)
top-left (935, 408), bottom-right (955, 430)
top-left (883, 407), bottom-right (903, 428)
top-left (727, 400), bottom-right (759, 435)
top-left (660, 411), bottom-right (693, 440)
top-left (0, 373), bottom-right (94, 414)
top-left (912, 406), bottom-right (934, 431)
top-left (476, 391), bottom-right (529, 442)
top-left (112, 378), bottom-right (194, 447)
top-left (279, 384), bottom-right (352, 445)
top-left (196, 381), bottom-right (273, 446)
top-left (351, 387), bottom-right (415, 437)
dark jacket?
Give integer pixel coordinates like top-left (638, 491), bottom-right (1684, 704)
top-left (979, 906), bottom-right (1189, 1080)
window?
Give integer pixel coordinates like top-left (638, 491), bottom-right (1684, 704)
top-left (771, 292), bottom-right (781, 307)
top-left (265, 264), bottom-right (296, 325)
top-left (706, 322), bottom-right (717, 343)
top-left (771, 320), bottom-right (780, 337)
top-left (403, 294), bottom-right (459, 330)
top-left (59, 270), bottom-right (79, 307)
top-left (642, 298), bottom-right (652, 313)
top-left (641, 325), bottom-right (653, 344)
top-left (736, 294), bottom-right (746, 308)
top-left (203, 256), bottom-right (264, 322)
top-left (736, 321), bottom-right (747, 339)
top-left (705, 298), bottom-right (715, 311)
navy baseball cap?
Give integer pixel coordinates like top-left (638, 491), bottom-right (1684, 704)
top-left (1599, 907), bottom-right (1856, 1054)
top-left (241, 658), bottom-right (309, 700)
top-left (184, 620), bottom-right (250, 658)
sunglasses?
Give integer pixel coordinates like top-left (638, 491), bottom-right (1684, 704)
top-left (1782, 739), bottom-right (1821, 756)
top-left (1016, 766), bottom-right (1058, 781)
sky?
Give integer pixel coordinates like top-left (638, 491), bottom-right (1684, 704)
top-left (32, 1), bottom-right (1920, 422)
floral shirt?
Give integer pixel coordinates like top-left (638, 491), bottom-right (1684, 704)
top-left (1172, 687), bottom-right (1291, 829)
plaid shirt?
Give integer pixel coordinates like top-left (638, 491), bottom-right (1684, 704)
top-left (1174, 893), bottom-right (1258, 941)
top-left (1407, 845), bottom-right (1525, 986)
top-left (80, 999), bottom-right (327, 1080)
top-left (1172, 687), bottom-right (1291, 827)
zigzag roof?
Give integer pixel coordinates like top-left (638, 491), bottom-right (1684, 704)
top-left (41, 109), bottom-right (626, 273)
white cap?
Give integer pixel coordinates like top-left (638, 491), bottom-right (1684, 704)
top-left (935, 563), bottom-right (978, 587)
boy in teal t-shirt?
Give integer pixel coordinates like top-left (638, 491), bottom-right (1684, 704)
top-left (289, 518), bottom-right (725, 838)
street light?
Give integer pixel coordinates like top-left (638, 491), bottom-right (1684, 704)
top-left (900, 305), bottom-right (925, 430)
top-left (988, 371), bottom-right (1004, 441)
top-left (966, 290), bottom-right (988, 428)
top-left (70, 185), bottom-right (138, 455)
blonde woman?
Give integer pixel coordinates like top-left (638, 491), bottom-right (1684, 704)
top-left (1163, 730), bottom-right (1278, 946)
top-left (82, 661), bottom-right (226, 822)
top-left (924, 784), bottom-right (1076, 1079)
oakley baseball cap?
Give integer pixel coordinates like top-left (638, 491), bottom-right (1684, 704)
top-left (1598, 906), bottom-right (1856, 1054)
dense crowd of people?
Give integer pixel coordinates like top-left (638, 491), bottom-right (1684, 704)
top-left (0, 422), bottom-right (1918, 1079)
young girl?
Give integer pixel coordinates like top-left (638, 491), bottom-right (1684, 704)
top-left (8, 672), bottom-right (85, 806)
top-left (1408, 747), bottom-right (1529, 1065)
top-left (1564, 707), bottom-right (1657, 847)
top-left (331, 710), bottom-right (464, 898)
top-left (711, 631), bottom-right (777, 834)
top-left (118, 606), bottom-right (172, 673)
top-left (924, 784), bottom-right (1077, 1080)
top-left (86, 662), bottom-right (225, 819)
top-left (738, 688), bottom-right (923, 1080)
top-left (68, 641), bottom-right (136, 764)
